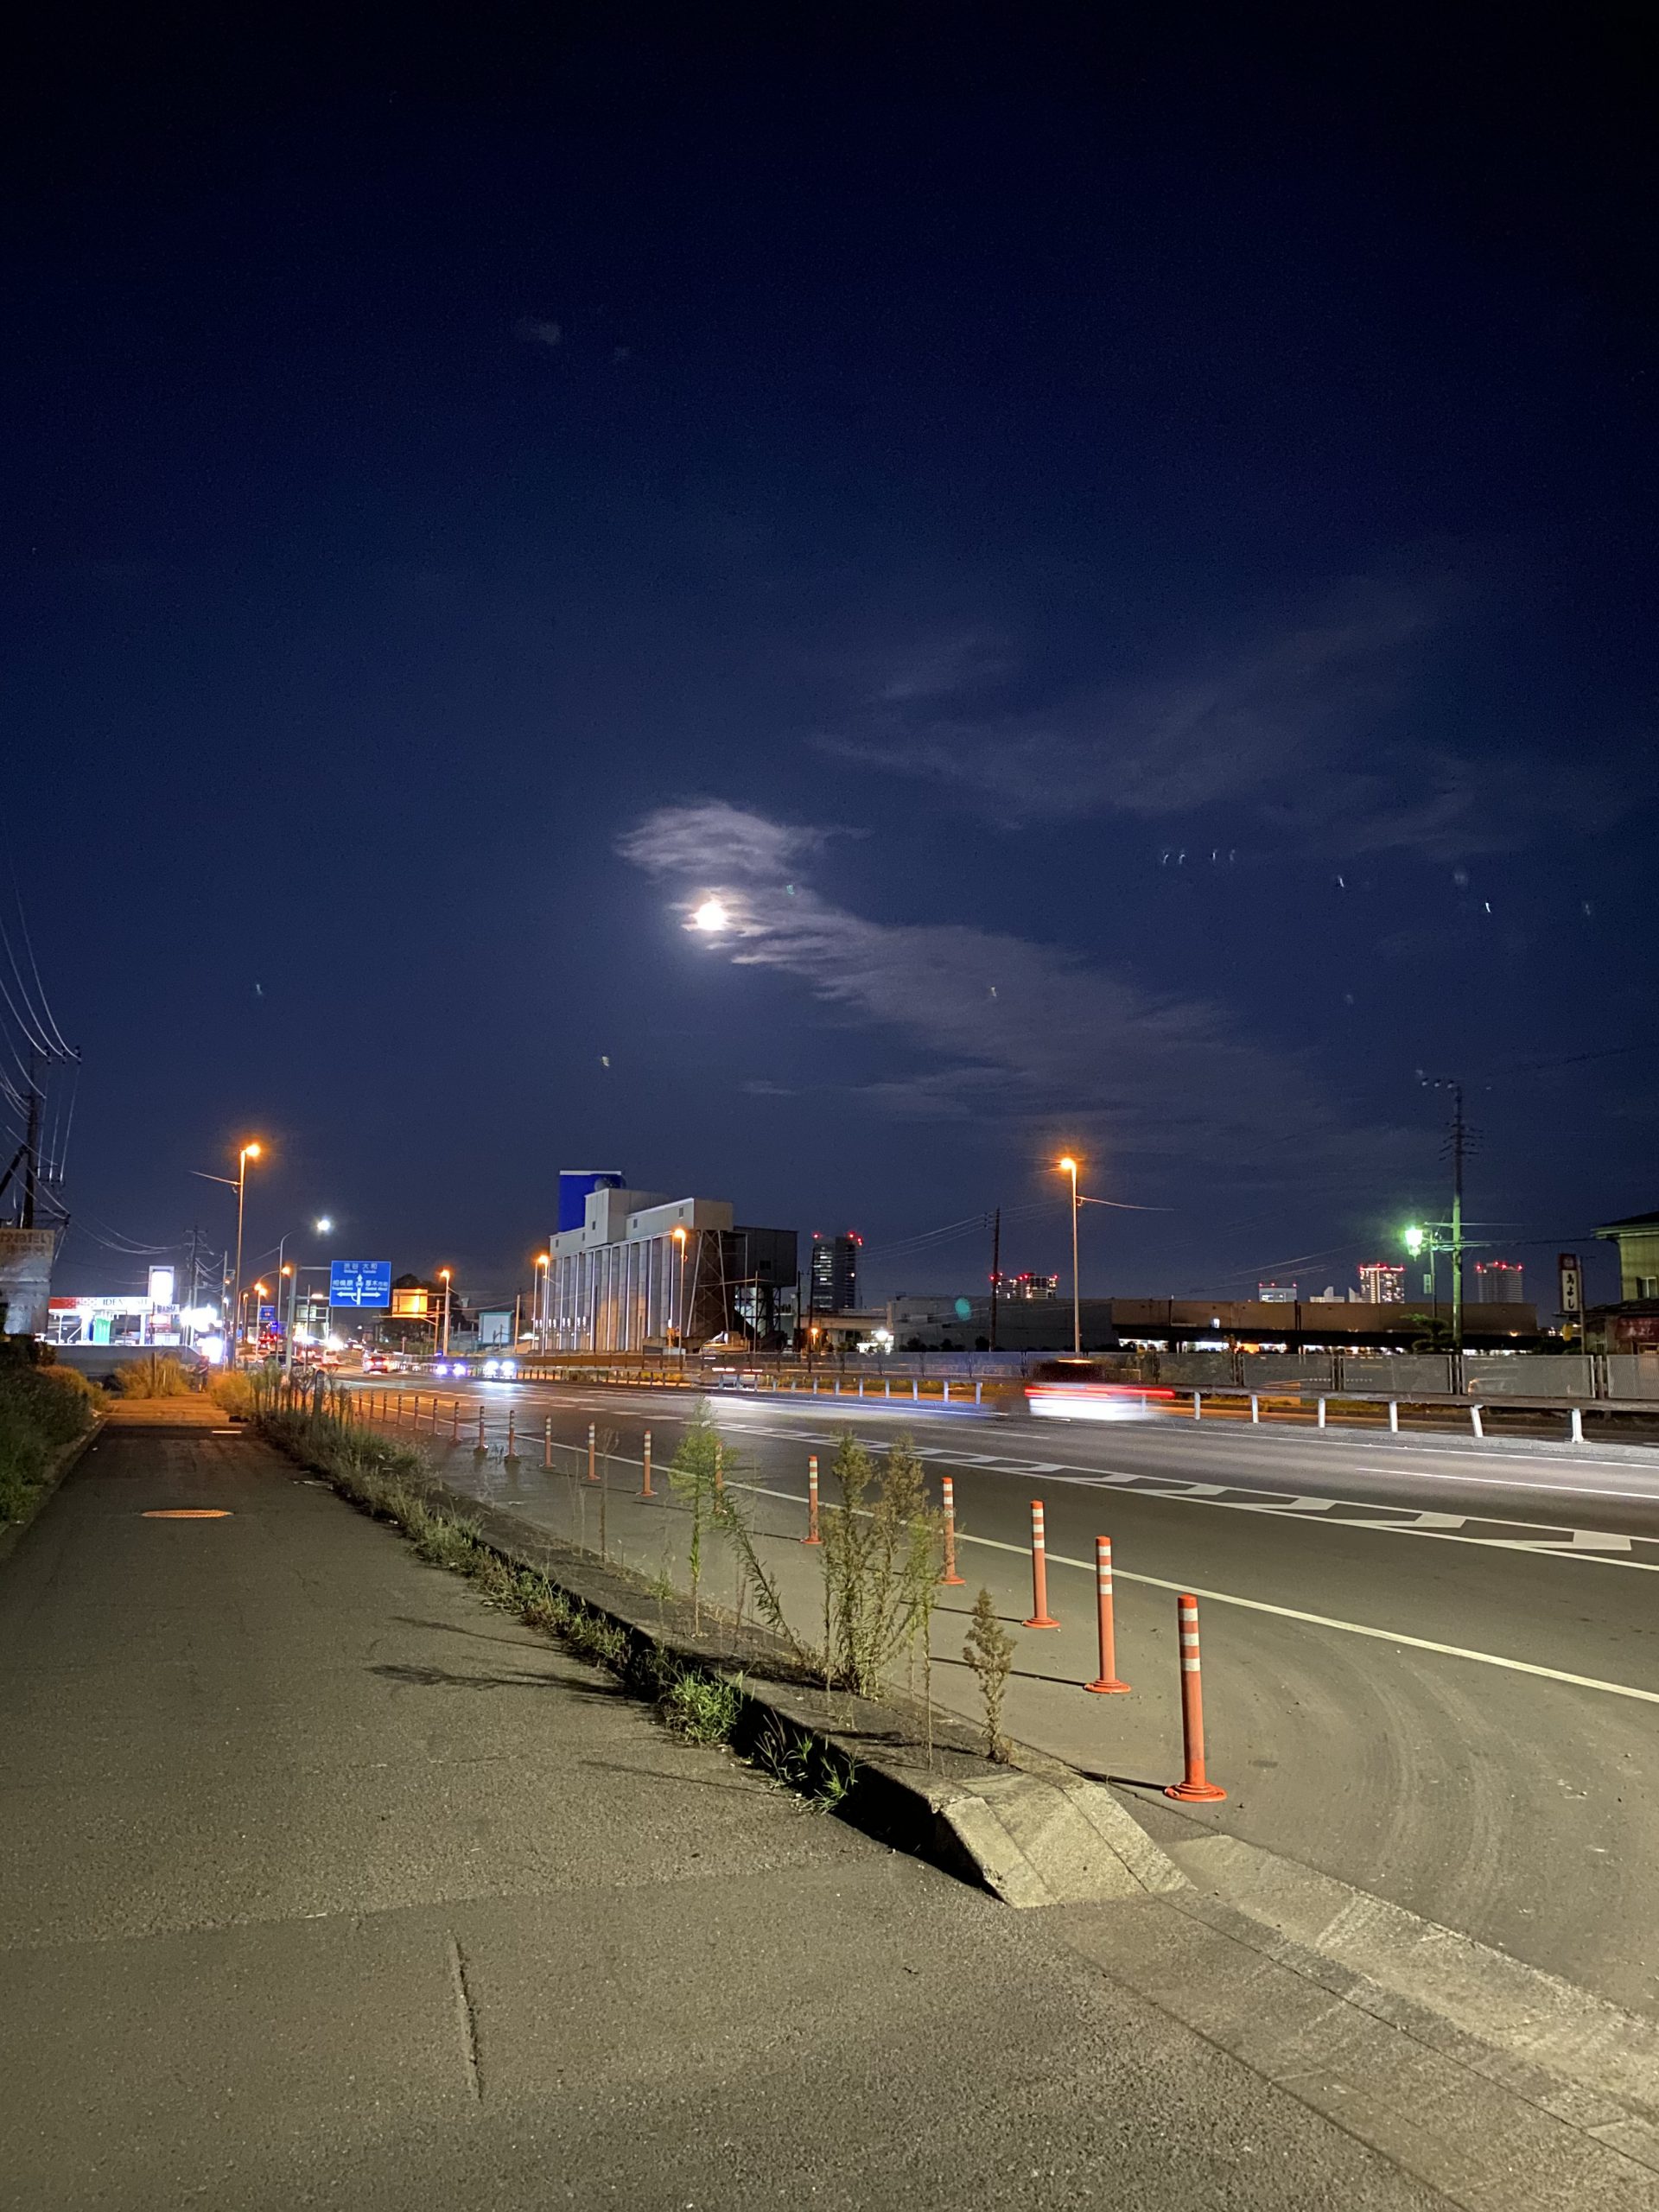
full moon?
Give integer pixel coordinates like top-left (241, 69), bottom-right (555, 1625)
top-left (692, 897), bottom-right (728, 931)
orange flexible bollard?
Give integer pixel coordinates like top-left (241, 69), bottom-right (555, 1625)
top-left (803, 1453), bottom-right (821, 1545)
top-left (453, 1398), bottom-right (461, 1441)
top-left (714, 1440), bottom-right (724, 1493)
top-left (588, 1423), bottom-right (597, 1483)
top-left (640, 1428), bottom-right (654, 1497)
top-left (506, 1409), bottom-right (516, 1458)
top-left (1084, 1537), bottom-right (1130, 1694)
top-left (476, 1405), bottom-right (486, 1450)
top-left (543, 1416), bottom-right (553, 1470)
top-left (1166, 1594), bottom-right (1226, 1802)
top-left (939, 1475), bottom-right (965, 1585)
top-left (1023, 1499), bottom-right (1059, 1629)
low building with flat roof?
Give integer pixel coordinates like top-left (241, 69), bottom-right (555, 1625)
top-left (544, 1180), bottom-right (796, 1353)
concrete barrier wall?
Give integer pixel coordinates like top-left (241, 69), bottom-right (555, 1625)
top-left (1606, 1354), bottom-right (1659, 1401)
top-left (1465, 1354), bottom-right (1594, 1398)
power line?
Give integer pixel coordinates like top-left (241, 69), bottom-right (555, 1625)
top-left (8, 878), bottom-right (73, 1058)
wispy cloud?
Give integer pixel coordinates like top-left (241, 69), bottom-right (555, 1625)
top-left (813, 586), bottom-right (1594, 861)
top-left (516, 317), bottom-right (563, 349)
top-left (622, 802), bottom-right (1407, 1179)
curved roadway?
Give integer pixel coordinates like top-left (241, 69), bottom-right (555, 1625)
top-left (353, 1373), bottom-right (1659, 2018)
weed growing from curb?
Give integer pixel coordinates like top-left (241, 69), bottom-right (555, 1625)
top-left (660, 1669), bottom-right (742, 1744)
top-left (963, 1587), bottom-right (1016, 1763)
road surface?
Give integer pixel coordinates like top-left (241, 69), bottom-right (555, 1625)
top-left (0, 1408), bottom-right (1465, 2211)
top-left (354, 1371), bottom-right (1659, 2018)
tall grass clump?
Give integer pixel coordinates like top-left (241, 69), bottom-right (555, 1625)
top-left (963, 1587), bottom-right (1016, 1763)
top-left (667, 1406), bottom-right (725, 1628)
top-left (115, 1352), bottom-right (198, 1398)
top-left (818, 1432), bottom-right (942, 1699)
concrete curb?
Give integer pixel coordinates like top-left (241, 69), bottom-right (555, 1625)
top-left (0, 1419), bottom-right (102, 1568)
top-left (425, 1466), bottom-right (1189, 1910)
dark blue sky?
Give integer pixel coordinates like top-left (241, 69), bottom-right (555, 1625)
top-left (8, 9), bottom-right (1656, 1307)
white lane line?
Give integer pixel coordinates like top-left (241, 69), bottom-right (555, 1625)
top-left (689, 1474), bottom-right (1659, 1707)
top-left (455, 1395), bottom-right (1659, 1564)
top-left (944, 1527), bottom-right (1659, 1708)
top-left (431, 1425), bottom-right (1659, 1687)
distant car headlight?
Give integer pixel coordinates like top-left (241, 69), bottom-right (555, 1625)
top-left (483, 1359), bottom-right (500, 1378)
top-left (433, 1361), bottom-right (448, 1376)
top-left (500, 1360), bottom-right (517, 1378)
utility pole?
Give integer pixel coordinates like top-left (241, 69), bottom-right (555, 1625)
top-left (988, 1206), bottom-right (1001, 1351)
top-left (1449, 1081), bottom-right (1466, 1370)
top-left (1420, 1077), bottom-right (1471, 1386)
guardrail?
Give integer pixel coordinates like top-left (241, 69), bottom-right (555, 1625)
top-left (499, 1363), bottom-right (995, 1405)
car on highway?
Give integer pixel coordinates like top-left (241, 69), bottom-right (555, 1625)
top-left (1026, 1378), bottom-right (1175, 1422)
top-left (433, 1357), bottom-right (518, 1380)
top-left (360, 1349), bottom-right (400, 1376)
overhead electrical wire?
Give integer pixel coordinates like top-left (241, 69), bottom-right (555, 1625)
top-left (8, 880), bottom-right (74, 1058)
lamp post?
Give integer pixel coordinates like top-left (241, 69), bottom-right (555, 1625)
top-left (671, 1224), bottom-right (688, 1350)
top-left (439, 1268), bottom-right (453, 1357)
top-left (192, 1142), bottom-right (262, 1364)
top-left (535, 1253), bottom-right (550, 1350)
top-left (1058, 1155), bottom-right (1081, 1356)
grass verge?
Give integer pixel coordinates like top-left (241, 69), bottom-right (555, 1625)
top-left (0, 1344), bottom-right (103, 1527)
top-left (251, 1394), bottom-right (851, 1796)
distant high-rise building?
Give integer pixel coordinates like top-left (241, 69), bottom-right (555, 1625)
top-left (1257, 1282), bottom-right (1297, 1303)
top-left (1357, 1262), bottom-right (1406, 1304)
top-left (810, 1231), bottom-right (861, 1313)
top-left (1475, 1261), bottom-right (1524, 1304)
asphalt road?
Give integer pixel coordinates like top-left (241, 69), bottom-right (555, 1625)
top-left (356, 1373), bottom-right (1659, 2018)
top-left (0, 1411), bottom-right (1461, 2212)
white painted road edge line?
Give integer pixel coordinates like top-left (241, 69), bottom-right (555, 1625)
top-left (949, 1526), bottom-right (1659, 1709)
top-left (385, 1399), bottom-right (1659, 1703)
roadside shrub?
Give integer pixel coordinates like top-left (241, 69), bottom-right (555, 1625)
top-left (210, 1371), bottom-right (256, 1419)
top-left (34, 1364), bottom-right (106, 1433)
top-left (819, 1433), bottom-right (942, 1699)
top-left (0, 1348), bottom-right (100, 1522)
top-left (963, 1587), bottom-right (1016, 1763)
top-left (115, 1353), bottom-right (196, 1399)
top-left (659, 1667), bottom-right (741, 1743)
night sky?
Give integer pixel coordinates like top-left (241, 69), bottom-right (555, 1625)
top-left (8, 10), bottom-right (1656, 1311)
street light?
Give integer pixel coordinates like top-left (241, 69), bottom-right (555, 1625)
top-left (1058, 1155), bottom-right (1081, 1356)
top-left (192, 1142), bottom-right (263, 1364)
top-left (315, 1216), bottom-right (334, 1236)
top-left (671, 1224), bottom-right (688, 1350)
top-left (535, 1253), bottom-right (550, 1351)
top-left (438, 1268), bottom-right (453, 1357)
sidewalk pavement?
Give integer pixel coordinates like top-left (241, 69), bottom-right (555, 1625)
top-left (0, 1415), bottom-right (1465, 2209)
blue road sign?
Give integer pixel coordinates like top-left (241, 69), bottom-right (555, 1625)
top-left (329, 1260), bottom-right (392, 1309)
